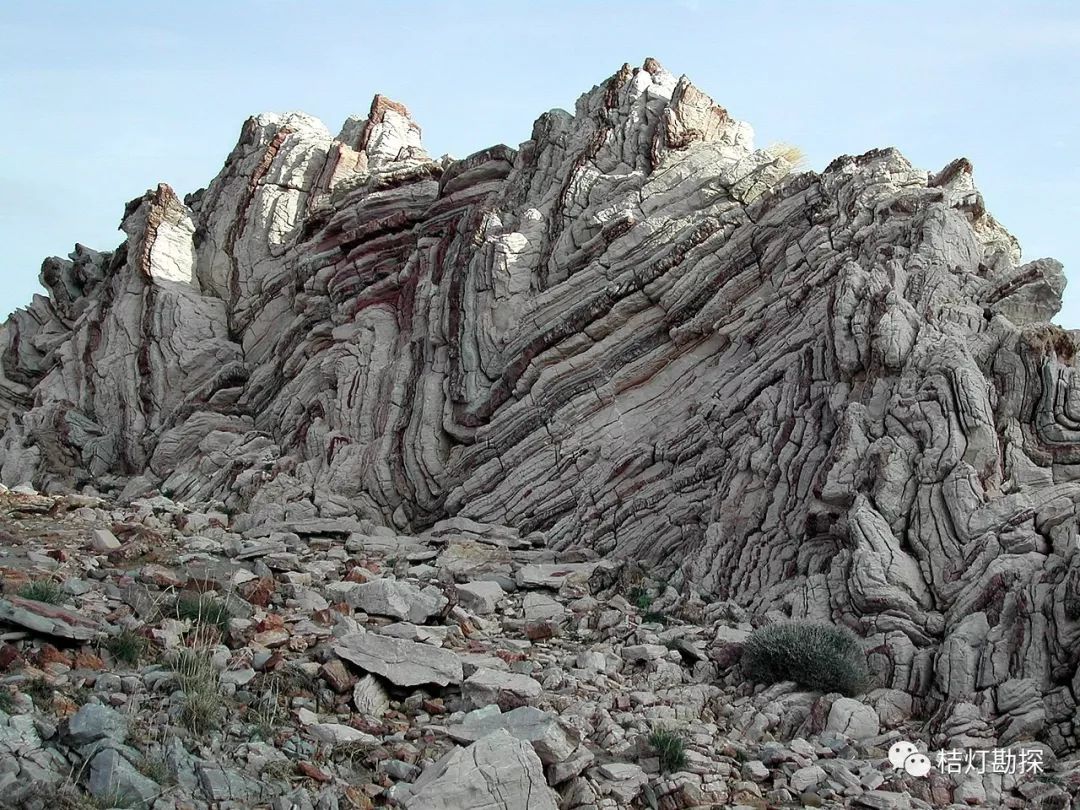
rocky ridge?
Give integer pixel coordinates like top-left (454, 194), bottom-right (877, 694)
top-left (0, 57), bottom-right (1079, 803)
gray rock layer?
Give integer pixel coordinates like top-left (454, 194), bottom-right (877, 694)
top-left (2, 61), bottom-right (1079, 742)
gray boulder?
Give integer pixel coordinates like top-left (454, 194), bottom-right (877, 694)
top-left (403, 729), bottom-right (558, 809)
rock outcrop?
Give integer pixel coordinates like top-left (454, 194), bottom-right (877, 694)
top-left (2, 60), bottom-right (1078, 754)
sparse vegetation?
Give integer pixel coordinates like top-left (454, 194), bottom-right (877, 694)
top-left (171, 593), bottom-right (230, 634)
top-left (106, 628), bottom-right (147, 666)
top-left (168, 647), bottom-right (223, 734)
top-left (248, 682), bottom-right (283, 740)
top-left (648, 728), bottom-right (688, 773)
top-left (22, 676), bottom-right (55, 710)
top-left (88, 789), bottom-right (137, 809)
top-left (628, 586), bottom-right (653, 612)
top-left (740, 621), bottom-right (870, 697)
top-left (18, 578), bottom-right (63, 604)
top-left (170, 647), bottom-right (216, 689)
top-left (136, 752), bottom-right (172, 786)
top-left (0, 688), bottom-right (12, 713)
top-left (767, 141), bottom-right (807, 169)
top-left (180, 685), bottom-right (223, 735)
top-left (260, 758), bottom-right (296, 783)
top-left (41, 782), bottom-right (125, 810)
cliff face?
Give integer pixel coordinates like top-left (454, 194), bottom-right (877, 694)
top-left (2, 61), bottom-right (1078, 738)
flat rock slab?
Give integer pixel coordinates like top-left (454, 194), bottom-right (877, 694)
top-left (522, 592), bottom-right (564, 622)
top-left (403, 728), bottom-right (558, 810)
top-left (334, 631), bottom-right (463, 687)
top-left (515, 563), bottom-right (598, 590)
top-left (0, 596), bottom-right (102, 641)
top-left (447, 705), bottom-right (579, 764)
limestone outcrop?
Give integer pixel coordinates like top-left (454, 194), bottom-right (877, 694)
top-left (2, 60), bottom-right (1078, 749)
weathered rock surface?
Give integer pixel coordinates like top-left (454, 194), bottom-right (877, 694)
top-left (334, 630), bottom-right (463, 687)
top-left (1, 58), bottom-right (1080, 760)
top-left (0, 486), bottom-right (1074, 808)
top-left (402, 729), bottom-right (558, 810)
top-left (447, 705), bottom-right (580, 765)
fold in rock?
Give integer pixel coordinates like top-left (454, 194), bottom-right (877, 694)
top-left (1, 59), bottom-right (1078, 750)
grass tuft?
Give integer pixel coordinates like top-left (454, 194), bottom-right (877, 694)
top-left (18, 579), bottom-right (63, 604)
top-left (106, 629), bottom-right (147, 666)
top-left (741, 621), bottom-right (870, 696)
top-left (168, 647), bottom-right (223, 734)
top-left (767, 141), bottom-right (807, 169)
top-left (180, 685), bottom-right (222, 735)
top-left (171, 593), bottom-right (230, 634)
top-left (648, 728), bottom-right (688, 773)
top-left (136, 753), bottom-right (172, 785)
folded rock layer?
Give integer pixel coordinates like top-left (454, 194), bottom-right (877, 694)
top-left (3, 61), bottom-right (1079, 739)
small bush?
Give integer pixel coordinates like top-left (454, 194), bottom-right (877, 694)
top-left (741, 622), bottom-right (869, 696)
top-left (106, 629), bottom-right (147, 666)
top-left (648, 728), bottom-right (688, 773)
top-left (0, 688), bottom-right (12, 714)
top-left (18, 579), bottom-right (63, 605)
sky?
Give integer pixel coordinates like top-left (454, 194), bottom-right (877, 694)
top-left (2, 1), bottom-right (1078, 324)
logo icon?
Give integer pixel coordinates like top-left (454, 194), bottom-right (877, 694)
top-left (888, 740), bottom-right (930, 777)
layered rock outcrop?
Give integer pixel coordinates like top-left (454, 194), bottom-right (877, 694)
top-left (2, 60), bottom-right (1078, 745)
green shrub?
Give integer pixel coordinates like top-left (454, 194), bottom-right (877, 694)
top-left (740, 622), bottom-right (869, 696)
top-left (18, 579), bottom-right (63, 604)
top-left (648, 728), bottom-right (688, 773)
top-left (0, 689), bottom-right (12, 714)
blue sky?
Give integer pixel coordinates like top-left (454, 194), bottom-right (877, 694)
top-left (2, 1), bottom-right (1078, 324)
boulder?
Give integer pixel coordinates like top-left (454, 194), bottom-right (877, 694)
top-left (825, 698), bottom-right (880, 741)
top-left (462, 667), bottom-right (542, 710)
